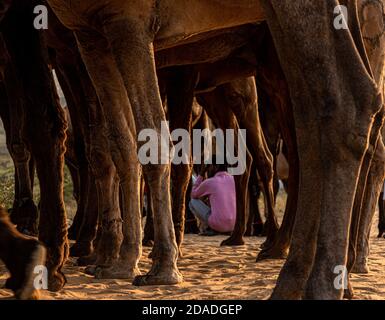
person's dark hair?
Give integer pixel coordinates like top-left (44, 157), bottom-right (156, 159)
top-left (211, 154), bottom-right (228, 172)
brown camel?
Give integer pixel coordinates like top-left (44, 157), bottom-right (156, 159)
top-left (1, 0), bottom-right (68, 291)
top-left (48, 1), bottom-right (383, 299)
top-left (54, 22), bottom-right (277, 265)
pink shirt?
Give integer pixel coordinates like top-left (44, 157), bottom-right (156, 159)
top-left (191, 171), bottom-right (236, 233)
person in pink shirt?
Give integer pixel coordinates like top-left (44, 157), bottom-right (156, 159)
top-left (189, 162), bottom-right (236, 235)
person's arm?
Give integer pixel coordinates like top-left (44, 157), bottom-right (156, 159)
top-left (191, 176), bottom-right (214, 199)
top-left (191, 165), bottom-right (213, 199)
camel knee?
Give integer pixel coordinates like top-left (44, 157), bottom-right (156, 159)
top-left (88, 147), bottom-right (116, 183)
top-left (143, 164), bottom-right (170, 187)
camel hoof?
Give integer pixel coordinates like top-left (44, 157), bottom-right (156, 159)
top-left (132, 271), bottom-right (183, 286)
top-left (48, 271), bottom-right (66, 292)
top-left (256, 247), bottom-right (288, 262)
top-left (94, 265), bottom-right (141, 280)
top-left (70, 242), bottom-right (93, 258)
top-left (220, 237), bottom-right (245, 246)
top-left (351, 264), bottom-right (370, 274)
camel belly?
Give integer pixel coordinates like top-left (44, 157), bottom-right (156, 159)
top-left (48, 0), bottom-right (265, 50)
top-left (156, 0), bottom-right (266, 50)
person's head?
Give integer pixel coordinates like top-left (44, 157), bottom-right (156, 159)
top-left (207, 155), bottom-right (228, 178)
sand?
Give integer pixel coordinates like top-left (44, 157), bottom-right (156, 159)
top-left (1, 190), bottom-right (384, 300)
top-left (1, 230), bottom-right (384, 300)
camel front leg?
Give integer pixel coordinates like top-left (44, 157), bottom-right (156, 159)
top-left (101, 19), bottom-right (182, 285)
top-left (75, 30), bottom-right (142, 280)
top-left (263, 0), bottom-right (383, 300)
top-left (255, 51), bottom-right (299, 261)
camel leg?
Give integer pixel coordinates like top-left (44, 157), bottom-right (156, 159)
top-left (197, 84), bottom-right (253, 246)
top-left (248, 178), bottom-right (265, 236)
top-left (166, 66), bottom-right (197, 253)
top-left (262, 0), bottom-right (382, 299)
top-left (54, 58), bottom-right (101, 257)
top-left (351, 137), bottom-right (385, 274)
top-left (142, 175), bottom-right (155, 247)
top-left (96, 20), bottom-right (182, 285)
top-left (254, 32), bottom-right (299, 261)
top-left (256, 93), bottom-right (298, 260)
top-left (75, 31), bottom-right (141, 280)
top-left (225, 78), bottom-right (278, 248)
top-left (2, 4), bottom-right (69, 291)
top-left (0, 56), bottom-right (38, 237)
top-left (54, 65), bottom-right (88, 243)
top-left (53, 43), bottom-right (119, 266)
top-left (344, 111), bottom-right (384, 299)
top-left (245, 173), bottom-right (266, 237)
top-left (379, 185), bottom-right (385, 238)
top-left (65, 161), bottom-right (81, 240)
top-left (184, 179), bottom-right (200, 234)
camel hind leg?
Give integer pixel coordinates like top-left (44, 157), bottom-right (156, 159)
top-left (224, 78), bottom-right (279, 248)
top-left (379, 186), bottom-right (385, 238)
top-left (165, 66), bottom-right (197, 254)
top-left (197, 83), bottom-right (253, 247)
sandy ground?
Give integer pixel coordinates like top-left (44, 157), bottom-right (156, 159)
top-left (1, 191), bottom-right (385, 300)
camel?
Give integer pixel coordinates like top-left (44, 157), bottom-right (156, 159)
top-left (52, 21), bottom-right (278, 267)
top-left (47, 0), bottom-right (383, 299)
top-left (1, 0), bottom-right (68, 291)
